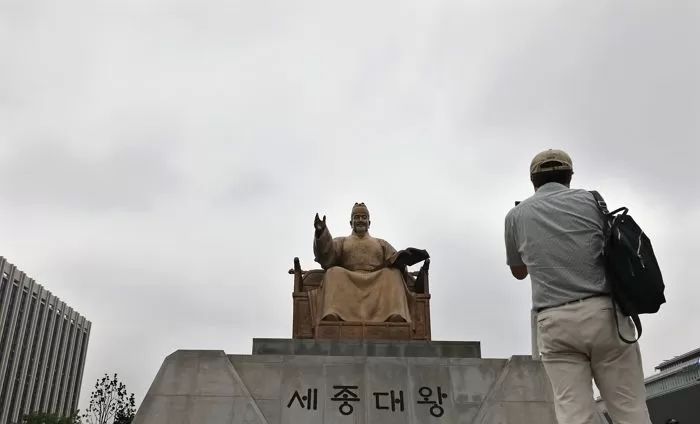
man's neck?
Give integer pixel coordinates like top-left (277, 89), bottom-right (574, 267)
top-left (535, 182), bottom-right (570, 192)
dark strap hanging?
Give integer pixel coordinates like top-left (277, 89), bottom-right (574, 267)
top-left (611, 297), bottom-right (642, 344)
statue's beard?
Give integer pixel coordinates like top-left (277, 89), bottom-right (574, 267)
top-left (353, 225), bottom-right (368, 235)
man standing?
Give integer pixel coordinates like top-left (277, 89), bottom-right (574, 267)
top-left (504, 149), bottom-right (652, 424)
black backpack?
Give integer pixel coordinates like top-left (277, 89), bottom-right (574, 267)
top-left (590, 191), bottom-right (666, 344)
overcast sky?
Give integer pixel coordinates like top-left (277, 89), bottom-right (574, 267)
top-left (1, 0), bottom-right (698, 412)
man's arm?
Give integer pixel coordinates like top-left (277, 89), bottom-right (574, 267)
top-left (313, 213), bottom-right (337, 268)
top-left (504, 210), bottom-right (528, 280)
top-left (510, 265), bottom-right (528, 280)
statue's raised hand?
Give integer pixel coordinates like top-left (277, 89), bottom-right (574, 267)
top-left (314, 213), bottom-right (327, 236)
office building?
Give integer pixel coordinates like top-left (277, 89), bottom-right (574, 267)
top-left (0, 257), bottom-right (91, 424)
top-left (644, 347), bottom-right (700, 424)
top-left (597, 346), bottom-right (700, 424)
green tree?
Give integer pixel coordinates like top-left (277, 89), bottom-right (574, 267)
top-left (81, 374), bottom-right (136, 424)
top-left (21, 411), bottom-right (80, 424)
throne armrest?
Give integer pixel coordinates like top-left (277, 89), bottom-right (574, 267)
top-left (289, 257), bottom-right (325, 292)
top-left (408, 258), bottom-right (430, 294)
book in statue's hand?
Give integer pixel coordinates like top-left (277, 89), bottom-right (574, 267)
top-left (391, 248), bottom-right (430, 268)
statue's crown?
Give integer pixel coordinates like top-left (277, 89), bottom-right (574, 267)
top-left (351, 202), bottom-right (370, 218)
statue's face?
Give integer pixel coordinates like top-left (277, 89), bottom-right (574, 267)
top-left (350, 213), bottom-right (370, 235)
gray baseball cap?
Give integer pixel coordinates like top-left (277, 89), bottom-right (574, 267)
top-left (530, 149), bottom-right (573, 175)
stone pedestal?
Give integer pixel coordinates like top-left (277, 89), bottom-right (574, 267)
top-left (134, 339), bottom-right (558, 424)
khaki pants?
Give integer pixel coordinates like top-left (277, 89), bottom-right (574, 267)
top-left (537, 296), bottom-right (652, 424)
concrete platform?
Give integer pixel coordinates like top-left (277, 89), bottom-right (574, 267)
top-left (134, 344), bottom-right (559, 424)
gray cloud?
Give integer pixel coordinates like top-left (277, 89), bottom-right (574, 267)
top-left (0, 140), bottom-right (181, 211)
top-left (469, 2), bottom-right (700, 198)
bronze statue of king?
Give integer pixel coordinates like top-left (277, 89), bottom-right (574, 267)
top-left (312, 202), bottom-right (429, 324)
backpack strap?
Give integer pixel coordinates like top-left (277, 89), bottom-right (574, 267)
top-left (590, 190), bottom-right (612, 238)
top-left (590, 190), bottom-right (612, 249)
top-left (589, 190), bottom-right (610, 215)
top-left (591, 190), bottom-right (643, 344)
top-left (612, 298), bottom-right (642, 344)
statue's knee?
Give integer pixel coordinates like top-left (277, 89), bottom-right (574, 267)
top-left (325, 267), bottom-right (343, 277)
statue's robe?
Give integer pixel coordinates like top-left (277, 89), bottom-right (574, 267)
top-left (311, 227), bottom-right (413, 324)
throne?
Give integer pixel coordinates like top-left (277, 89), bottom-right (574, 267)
top-left (290, 258), bottom-right (432, 341)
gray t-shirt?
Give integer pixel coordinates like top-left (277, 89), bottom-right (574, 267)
top-left (504, 182), bottom-right (610, 310)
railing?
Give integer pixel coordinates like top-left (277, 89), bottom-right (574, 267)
top-left (645, 363), bottom-right (700, 398)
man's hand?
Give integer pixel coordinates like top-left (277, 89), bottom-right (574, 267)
top-left (510, 265), bottom-right (528, 280)
top-left (314, 213), bottom-right (327, 236)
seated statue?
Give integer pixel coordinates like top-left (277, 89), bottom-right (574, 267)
top-left (311, 202), bottom-right (429, 324)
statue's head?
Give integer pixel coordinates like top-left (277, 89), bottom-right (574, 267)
top-left (350, 202), bottom-right (370, 236)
